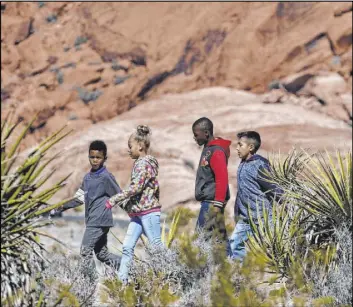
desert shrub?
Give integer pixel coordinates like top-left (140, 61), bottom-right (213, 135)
top-left (46, 15), bottom-right (57, 23)
top-left (114, 75), bottom-right (130, 85)
top-left (74, 36), bottom-right (88, 49)
top-left (99, 232), bottom-right (217, 306)
top-left (34, 253), bottom-right (98, 306)
top-left (111, 62), bottom-right (128, 72)
top-left (76, 87), bottom-right (103, 104)
top-left (310, 226), bottom-right (352, 306)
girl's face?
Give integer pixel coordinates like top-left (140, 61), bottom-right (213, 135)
top-left (128, 136), bottom-right (143, 159)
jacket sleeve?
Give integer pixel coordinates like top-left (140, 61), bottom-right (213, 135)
top-left (258, 165), bottom-right (284, 204)
top-left (209, 150), bottom-right (229, 208)
top-left (61, 182), bottom-right (85, 212)
top-left (108, 160), bottom-right (153, 209)
top-left (106, 173), bottom-right (122, 197)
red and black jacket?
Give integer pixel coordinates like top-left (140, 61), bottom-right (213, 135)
top-left (195, 138), bottom-right (231, 208)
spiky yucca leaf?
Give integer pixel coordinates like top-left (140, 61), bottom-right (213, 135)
top-left (298, 150), bottom-right (352, 227)
top-left (265, 149), bottom-right (352, 244)
top-left (1, 115), bottom-right (72, 306)
top-left (141, 210), bottom-right (181, 249)
top-left (162, 209), bottom-right (181, 248)
top-left (249, 149), bottom-right (351, 284)
top-left (247, 201), bottom-right (303, 277)
top-left (267, 148), bottom-right (311, 191)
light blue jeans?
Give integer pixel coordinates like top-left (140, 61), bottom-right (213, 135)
top-left (118, 212), bottom-right (163, 283)
top-left (229, 220), bottom-right (252, 262)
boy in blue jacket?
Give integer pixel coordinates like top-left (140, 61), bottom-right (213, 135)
top-left (51, 140), bottom-right (122, 270)
top-left (230, 131), bottom-right (283, 262)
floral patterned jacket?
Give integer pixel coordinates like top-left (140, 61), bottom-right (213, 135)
top-left (107, 155), bottom-right (161, 216)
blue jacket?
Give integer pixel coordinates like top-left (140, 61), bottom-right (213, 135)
top-left (235, 154), bottom-right (283, 223)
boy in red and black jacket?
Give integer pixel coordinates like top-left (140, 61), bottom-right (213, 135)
top-left (192, 117), bottom-right (231, 247)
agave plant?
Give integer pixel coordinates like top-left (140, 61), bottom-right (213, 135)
top-left (1, 113), bottom-right (72, 306)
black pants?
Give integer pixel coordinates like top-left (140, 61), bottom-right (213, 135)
top-left (80, 226), bottom-right (121, 270)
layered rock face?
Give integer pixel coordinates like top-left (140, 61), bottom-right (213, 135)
top-left (1, 2), bottom-right (352, 150)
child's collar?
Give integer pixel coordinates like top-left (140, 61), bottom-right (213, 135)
top-left (242, 154), bottom-right (259, 163)
top-left (90, 166), bottom-right (106, 174)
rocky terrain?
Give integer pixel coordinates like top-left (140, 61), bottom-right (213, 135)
top-left (1, 2), bottom-right (352, 149)
top-left (1, 2), bottom-right (352, 251)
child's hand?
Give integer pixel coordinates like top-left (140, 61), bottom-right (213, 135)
top-left (48, 209), bottom-right (55, 220)
top-left (106, 200), bottom-right (113, 209)
top-left (49, 208), bottom-right (61, 219)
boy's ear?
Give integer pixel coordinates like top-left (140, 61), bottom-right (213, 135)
top-left (249, 143), bottom-right (255, 152)
top-left (104, 156), bottom-right (107, 161)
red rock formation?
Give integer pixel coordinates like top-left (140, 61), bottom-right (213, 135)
top-left (1, 2), bottom-right (352, 149)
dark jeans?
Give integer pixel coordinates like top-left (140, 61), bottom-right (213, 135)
top-left (196, 201), bottom-right (230, 254)
top-left (80, 226), bottom-right (121, 271)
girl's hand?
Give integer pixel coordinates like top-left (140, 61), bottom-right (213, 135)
top-left (106, 200), bottom-right (113, 209)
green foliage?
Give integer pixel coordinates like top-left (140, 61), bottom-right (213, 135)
top-left (167, 207), bottom-right (197, 229)
top-left (247, 201), bottom-right (303, 277)
top-left (52, 284), bottom-right (80, 307)
top-left (177, 233), bottom-right (208, 270)
top-left (161, 207), bottom-right (182, 248)
top-left (246, 148), bottom-right (352, 305)
top-left (312, 296), bottom-right (335, 307)
top-left (1, 113), bottom-right (72, 306)
top-left (100, 269), bottom-right (179, 306)
top-left (210, 260), bottom-right (238, 306)
top-left (267, 149), bottom-right (352, 244)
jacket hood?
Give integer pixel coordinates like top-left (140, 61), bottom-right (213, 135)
top-left (245, 154), bottom-right (269, 164)
top-left (143, 155), bottom-right (159, 173)
top-left (207, 138), bottom-right (232, 157)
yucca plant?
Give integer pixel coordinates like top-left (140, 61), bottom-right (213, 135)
top-left (161, 209), bottom-right (181, 248)
top-left (298, 150), bottom-right (352, 231)
top-left (247, 201), bottom-right (304, 278)
top-left (1, 113), bottom-right (72, 306)
top-left (138, 209), bottom-right (182, 250)
top-left (248, 149), bottom-right (352, 283)
top-left (267, 149), bottom-right (352, 244)
top-left (267, 148), bottom-right (311, 190)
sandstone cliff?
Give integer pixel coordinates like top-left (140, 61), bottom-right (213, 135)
top-left (1, 2), bottom-right (352, 149)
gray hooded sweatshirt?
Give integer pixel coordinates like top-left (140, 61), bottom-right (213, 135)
top-left (62, 166), bottom-right (121, 227)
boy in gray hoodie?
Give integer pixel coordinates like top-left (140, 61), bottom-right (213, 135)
top-left (51, 140), bottom-right (122, 271)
